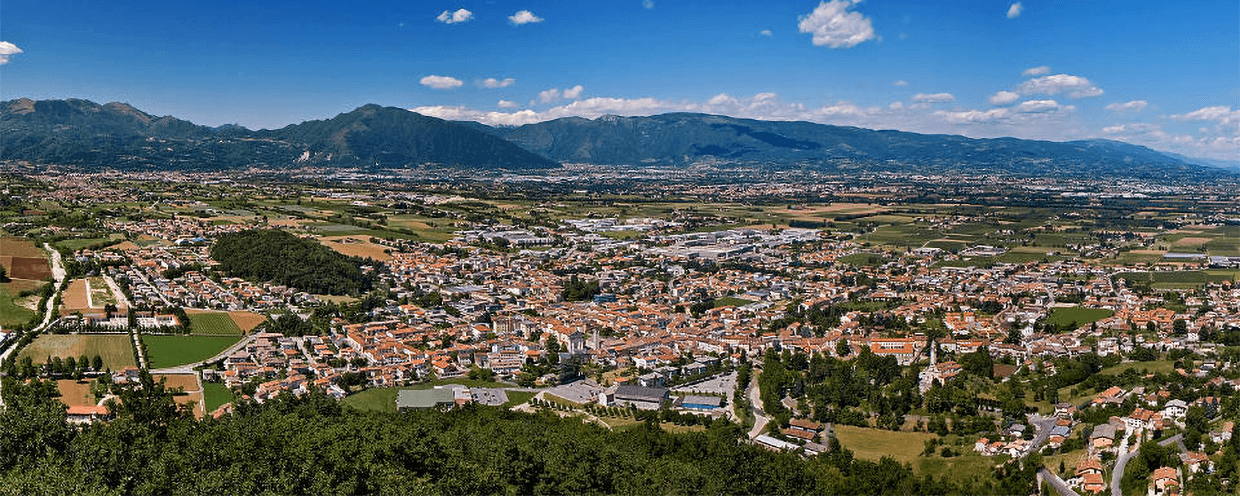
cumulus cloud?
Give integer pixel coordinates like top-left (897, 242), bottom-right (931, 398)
top-left (797, 0), bottom-right (877, 49)
top-left (1006, 2), bottom-right (1023, 19)
top-left (436, 8), bottom-right (473, 24)
top-left (912, 93), bottom-right (955, 103)
top-left (937, 108), bottom-right (1011, 124)
top-left (509, 10), bottom-right (544, 25)
top-left (989, 91), bottom-right (1020, 106)
top-left (1171, 106), bottom-right (1239, 124)
top-left (0, 41), bottom-right (22, 65)
top-left (498, 100), bottom-right (519, 109)
top-left (1105, 100), bottom-right (1148, 113)
top-left (1015, 99), bottom-right (1070, 113)
top-left (643, 0), bottom-right (655, 9)
top-left (893, 80), bottom-right (908, 86)
top-left (1021, 66), bottom-right (1051, 77)
top-left (1017, 74), bottom-right (1103, 98)
top-left (480, 77), bottom-right (516, 89)
top-left (563, 85), bottom-right (584, 99)
top-left (539, 88), bottom-right (560, 103)
top-left (760, 29), bottom-right (773, 37)
top-left (420, 75), bottom-right (464, 90)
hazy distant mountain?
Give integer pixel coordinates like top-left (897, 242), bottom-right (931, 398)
top-left (1, 99), bottom-right (1228, 179)
top-left (484, 113), bottom-right (1223, 179)
top-left (0, 99), bottom-right (557, 170)
top-left (261, 104), bottom-right (556, 169)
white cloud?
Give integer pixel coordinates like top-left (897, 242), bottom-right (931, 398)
top-left (498, 100), bottom-right (519, 109)
top-left (563, 85), bottom-right (585, 99)
top-left (912, 93), bottom-right (955, 103)
top-left (1015, 99), bottom-right (1069, 113)
top-left (797, 0), bottom-right (877, 49)
top-left (436, 8), bottom-right (474, 24)
top-left (420, 75), bottom-right (464, 90)
top-left (480, 77), bottom-right (516, 89)
top-left (643, 0), bottom-right (655, 9)
top-left (1021, 66), bottom-right (1051, 77)
top-left (539, 88), bottom-right (560, 103)
top-left (893, 80), bottom-right (908, 86)
top-left (1105, 100), bottom-right (1148, 113)
top-left (937, 108), bottom-right (1011, 124)
top-left (1171, 106), bottom-right (1239, 124)
top-left (760, 29), bottom-right (773, 37)
top-left (1006, 2), bottom-right (1023, 19)
top-left (989, 91), bottom-right (1020, 106)
top-left (1017, 74), bottom-right (1103, 98)
top-left (0, 41), bottom-right (22, 65)
top-left (509, 10), bottom-right (544, 25)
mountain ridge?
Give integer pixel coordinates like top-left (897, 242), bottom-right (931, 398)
top-left (0, 98), bottom-right (1229, 179)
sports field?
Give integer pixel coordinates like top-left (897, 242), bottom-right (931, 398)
top-left (18, 334), bottom-right (136, 370)
top-left (142, 335), bottom-right (242, 369)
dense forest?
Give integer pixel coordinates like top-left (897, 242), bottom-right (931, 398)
top-left (0, 374), bottom-right (1041, 495)
top-left (210, 229), bottom-right (375, 296)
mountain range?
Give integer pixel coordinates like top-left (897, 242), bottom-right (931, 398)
top-left (0, 98), bottom-right (1228, 179)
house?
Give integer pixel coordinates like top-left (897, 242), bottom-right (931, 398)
top-left (1090, 424), bottom-right (1117, 450)
top-left (1180, 452), bottom-right (1212, 474)
top-left (788, 418), bottom-right (824, 434)
top-left (1161, 399), bottom-right (1188, 420)
top-left (66, 405), bottom-right (110, 424)
top-left (1074, 459), bottom-right (1105, 494)
top-left (1150, 467), bottom-right (1179, 495)
top-left (1054, 402), bottom-right (1077, 418)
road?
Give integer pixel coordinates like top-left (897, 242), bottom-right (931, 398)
top-left (1111, 433), bottom-right (1184, 496)
top-left (1037, 468), bottom-right (1080, 496)
top-left (103, 274), bottom-right (131, 309)
top-left (0, 243), bottom-right (67, 409)
top-left (746, 369), bottom-right (769, 439)
top-left (1024, 413), bottom-right (1060, 457)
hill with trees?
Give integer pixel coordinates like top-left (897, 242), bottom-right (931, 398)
top-left (0, 374), bottom-right (1045, 495)
top-left (210, 229), bottom-right (375, 296)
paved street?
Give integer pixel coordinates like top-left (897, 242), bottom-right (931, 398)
top-left (1038, 468), bottom-right (1080, 496)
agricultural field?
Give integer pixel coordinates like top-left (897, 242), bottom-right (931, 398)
top-left (156, 373), bottom-right (205, 418)
top-left (185, 310), bottom-right (244, 336)
top-left (55, 379), bottom-right (99, 408)
top-left (18, 334), bottom-right (136, 370)
top-left (227, 311), bottom-right (267, 332)
top-left (60, 279), bottom-right (92, 315)
top-left (0, 236), bottom-right (52, 280)
top-left (142, 335), bottom-right (242, 369)
top-left (318, 235), bottom-right (394, 261)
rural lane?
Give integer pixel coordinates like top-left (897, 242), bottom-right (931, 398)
top-left (1111, 433), bottom-right (1184, 496)
top-left (746, 369), bottom-right (769, 439)
top-left (0, 243), bottom-right (66, 409)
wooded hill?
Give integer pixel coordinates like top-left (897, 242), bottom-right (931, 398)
top-left (210, 229), bottom-right (375, 296)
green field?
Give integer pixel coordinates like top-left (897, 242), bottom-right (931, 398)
top-left (18, 334), bottom-right (136, 370)
top-left (51, 235), bottom-right (123, 252)
top-left (142, 335), bottom-right (242, 369)
top-left (915, 454), bottom-right (998, 486)
top-left (202, 382), bottom-right (235, 413)
top-left (0, 281), bottom-right (41, 326)
top-left (1116, 270), bottom-right (1232, 287)
top-left (713, 296), bottom-right (756, 308)
top-left (340, 379), bottom-right (514, 412)
top-left (833, 425), bottom-right (939, 464)
top-left (1044, 307), bottom-right (1114, 328)
top-left (1099, 360), bottom-right (1176, 376)
top-left (186, 312), bottom-right (244, 336)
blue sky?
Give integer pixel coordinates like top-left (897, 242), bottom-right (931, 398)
top-left (1, 0), bottom-right (1237, 159)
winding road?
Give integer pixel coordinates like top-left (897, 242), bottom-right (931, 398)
top-left (1111, 433), bottom-right (1184, 496)
top-left (746, 368), bottom-right (770, 439)
top-left (1037, 468), bottom-right (1081, 496)
top-left (0, 243), bottom-right (66, 409)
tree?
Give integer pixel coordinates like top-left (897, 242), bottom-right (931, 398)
top-left (1173, 319), bottom-right (1187, 336)
top-left (836, 339), bottom-right (851, 357)
top-left (0, 264), bottom-right (8, 282)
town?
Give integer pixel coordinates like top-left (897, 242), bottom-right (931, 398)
top-left (1, 168), bottom-right (1238, 495)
